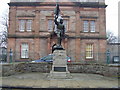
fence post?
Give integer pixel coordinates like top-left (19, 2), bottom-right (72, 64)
top-left (9, 49), bottom-right (13, 63)
top-left (106, 50), bottom-right (110, 64)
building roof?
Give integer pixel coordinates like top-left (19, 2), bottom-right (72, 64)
top-left (10, 0), bottom-right (105, 3)
top-left (108, 43), bottom-right (120, 45)
top-left (9, 0), bottom-right (107, 8)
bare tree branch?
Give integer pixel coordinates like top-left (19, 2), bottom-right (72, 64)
top-left (107, 31), bottom-right (117, 44)
top-left (0, 12), bottom-right (8, 48)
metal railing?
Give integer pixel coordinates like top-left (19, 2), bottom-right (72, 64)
top-left (0, 51), bottom-right (119, 64)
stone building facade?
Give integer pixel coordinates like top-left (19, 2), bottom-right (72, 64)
top-left (7, 0), bottom-right (107, 63)
top-left (107, 43), bottom-right (120, 63)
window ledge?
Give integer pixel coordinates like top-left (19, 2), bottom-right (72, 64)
top-left (86, 57), bottom-right (93, 59)
top-left (16, 31), bottom-right (35, 32)
top-left (80, 31), bottom-right (99, 33)
top-left (39, 30), bottom-right (48, 32)
top-left (20, 58), bottom-right (29, 59)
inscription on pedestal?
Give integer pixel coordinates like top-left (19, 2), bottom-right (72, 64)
top-left (54, 67), bottom-right (66, 72)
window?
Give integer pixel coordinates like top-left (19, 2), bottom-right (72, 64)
top-left (83, 20), bottom-right (89, 32)
top-left (19, 20), bottom-right (25, 32)
top-left (83, 20), bottom-right (95, 32)
top-left (26, 20), bottom-right (32, 31)
top-left (47, 19), bottom-right (68, 32)
top-left (48, 19), bottom-right (54, 31)
top-left (19, 19), bottom-right (32, 32)
top-left (21, 43), bottom-right (29, 58)
top-left (86, 44), bottom-right (93, 59)
top-left (90, 21), bottom-right (95, 32)
top-left (63, 19), bottom-right (68, 32)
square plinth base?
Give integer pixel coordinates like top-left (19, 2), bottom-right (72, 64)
top-left (48, 70), bottom-right (72, 79)
top-left (48, 50), bottom-right (72, 79)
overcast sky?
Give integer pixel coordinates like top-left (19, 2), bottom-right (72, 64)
top-left (106, 0), bottom-right (119, 36)
top-left (0, 0), bottom-right (119, 36)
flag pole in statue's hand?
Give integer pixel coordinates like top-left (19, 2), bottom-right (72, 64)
top-left (54, 2), bottom-right (60, 19)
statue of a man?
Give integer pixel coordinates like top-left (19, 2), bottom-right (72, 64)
top-left (54, 4), bottom-right (65, 47)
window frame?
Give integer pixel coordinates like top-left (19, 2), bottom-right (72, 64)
top-left (83, 20), bottom-right (89, 32)
top-left (82, 19), bottom-right (96, 33)
top-left (47, 16), bottom-right (69, 32)
top-left (85, 44), bottom-right (94, 59)
top-left (20, 43), bottom-right (29, 59)
top-left (26, 19), bottom-right (32, 32)
top-left (47, 19), bottom-right (54, 32)
top-left (19, 20), bottom-right (25, 32)
top-left (17, 17), bottom-right (33, 32)
top-left (90, 20), bottom-right (95, 32)
top-left (63, 19), bottom-right (69, 32)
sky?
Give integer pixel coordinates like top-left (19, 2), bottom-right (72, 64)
top-left (105, 0), bottom-right (119, 36)
top-left (0, 0), bottom-right (119, 36)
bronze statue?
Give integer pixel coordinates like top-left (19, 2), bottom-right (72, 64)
top-left (53, 4), bottom-right (65, 50)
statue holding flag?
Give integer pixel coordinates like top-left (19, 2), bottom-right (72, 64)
top-left (52, 4), bottom-right (65, 51)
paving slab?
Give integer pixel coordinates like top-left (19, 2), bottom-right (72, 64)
top-left (41, 80), bottom-right (50, 88)
top-left (1, 72), bottom-right (119, 88)
top-left (57, 80), bottom-right (66, 88)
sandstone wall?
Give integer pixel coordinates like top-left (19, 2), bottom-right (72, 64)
top-left (1, 63), bottom-right (119, 77)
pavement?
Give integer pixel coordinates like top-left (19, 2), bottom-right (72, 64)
top-left (1, 72), bottom-right (119, 88)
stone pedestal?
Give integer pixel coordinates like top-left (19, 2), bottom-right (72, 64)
top-left (48, 50), bottom-right (71, 79)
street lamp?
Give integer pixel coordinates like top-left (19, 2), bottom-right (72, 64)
top-left (106, 50), bottom-right (110, 64)
top-left (9, 49), bottom-right (13, 63)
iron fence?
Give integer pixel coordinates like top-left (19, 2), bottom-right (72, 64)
top-left (0, 51), bottom-right (119, 64)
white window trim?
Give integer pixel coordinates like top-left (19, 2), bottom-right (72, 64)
top-left (48, 19), bottom-right (54, 32)
top-left (47, 17), bottom-right (69, 32)
top-left (26, 20), bottom-right (32, 32)
top-left (19, 19), bottom-right (32, 32)
top-left (86, 57), bottom-right (93, 59)
top-left (83, 20), bottom-right (89, 32)
top-left (85, 44), bottom-right (93, 59)
top-left (19, 20), bottom-right (25, 32)
top-left (63, 19), bottom-right (68, 32)
top-left (21, 43), bottom-right (29, 59)
top-left (83, 20), bottom-right (96, 33)
top-left (90, 20), bottom-right (95, 32)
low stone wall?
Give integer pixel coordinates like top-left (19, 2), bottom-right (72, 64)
top-left (1, 62), bottom-right (119, 77)
top-left (1, 62), bottom-right (52, 76)
top-left (68, 63), bottom-right (119, 77)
